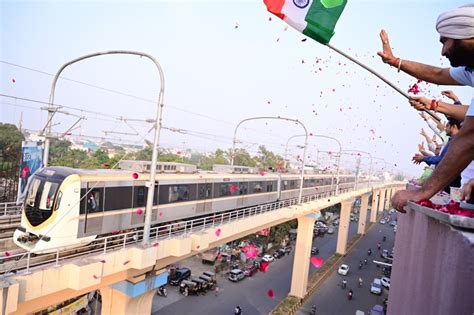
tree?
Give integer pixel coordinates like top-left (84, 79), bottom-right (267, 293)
top-left (214, 149), bottom-right (228, 165)
top-left (0, 123), bottom-right (24, 160)
top-left (230, 148), bottom-right (256, 167)
top-left (255, 145), bottom-right (284, 170)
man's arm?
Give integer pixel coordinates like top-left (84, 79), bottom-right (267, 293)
top-left (377, 30), bottom-right (461, 86)
top-left (392, 117), bottom-right (474, 211)
top-left (409, 96), bottom-right (468, 121)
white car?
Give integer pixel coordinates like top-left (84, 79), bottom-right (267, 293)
top-left (370, 278), bottom-right (382, 295)
top-left (381, 277), bottom-right (391, 289)
top-left (379, 219), bottom-right (387, 224)
top-left (262, 254), bottom-right (275, 263)
top-left (337, 264), bottom-right (350, 276)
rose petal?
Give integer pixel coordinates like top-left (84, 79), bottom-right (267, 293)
top-left (4, 251), bottom-right (11, 257)
top-left (136, 209), bottom-right (143, 215)
top-left (132, 173), bottom-right (139, 179)
top-left (310, 257), bottom-right (324, 268)
top-left (93, 275), bottom-right (99, 279)
top-left (196, 245), bottom-right (200, 250)
top-left (123, 260), bottom-right (130, 265)
top-left (215, 228), bottom-right (221, 237)
top-left (159, 211), bottom-right (164, 216)
top-left (111, 230), bottom-right (121, 235)
top-left (259, 171), bottom-right (265, 176)
top-left (100, 259), bottom-right (106, 263)
top-left (152, 242), bottom-right (160, 247)
top-left (12, 79), bottom-right (15, 83)
top-left (267, 289), bottom-right (275, 299)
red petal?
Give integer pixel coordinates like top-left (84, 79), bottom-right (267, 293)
top-left (215, 228), bottom-right (221, 237)
top-left (136, 209), bottom-right (143, 215)
top-left (123, 260), bottom-right (130, 265)
top-left (4, 251), bottom-right (11, 257)
top-left (11, 79), bottom-right (15, 83)
top-left (132, 173), bottom-right (139, 179)
top-left (267, 289), bottom-right (275, 298)
top-left (152, 242), bottom-right (160, 247)
top-left (159, 211), bottom-right (164, 216)
top-left (100, 259), bottom-right (106, 263)
top-left (259, 171), bottom-right (265, 176)
top-left (310, 257), bottom-right (324, 268)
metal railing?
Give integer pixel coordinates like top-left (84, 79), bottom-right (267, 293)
top-left (0, 180), bottom-right (391, 276)
top-left (0, 202), bottom-right (21, 216)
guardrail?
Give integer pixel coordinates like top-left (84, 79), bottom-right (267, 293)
top-left (0, 202), bottom-right (21, 216)
top-left (1, 181), bottom-right (388, 276)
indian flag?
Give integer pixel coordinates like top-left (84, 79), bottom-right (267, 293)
top-left (264, 0), bottom-right (347, 44)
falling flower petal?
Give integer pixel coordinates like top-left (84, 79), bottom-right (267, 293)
top-left (196, 245), bottom-right (200, 250)
top-left (268, 16), bottom-right (272, 21)
top-left (111, 230), bottom-right (120, 235)
top-left (215, 228), bottom-right (221, 237)
top-left (93, 275), bottom-right (100, 279)
top-left (136, 209), bottom-right (143, 215)
top-left (123, 260), bottom-right (130, 265)
top-left (267, 289), bottom-right (275, 299)
top-left (100, 259), bottom-right (106, 263)
top-left (132, 173), bottom-right (139, 179)
top-left (259, 171), bottom-right (265, 176)
top-left (4, 252), bottom-right (11, 257)
top-left (310, 257), bottom-right (324, 268)
top-left (159, 211), bottom-right (164, 216)
top-left (152, 242), bottom-right (160, 247)
top-left (301, 38), bottom-right (307, 42)
top-left (11, 79), bottom-right (15, 83)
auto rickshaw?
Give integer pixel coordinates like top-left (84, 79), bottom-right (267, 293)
top-left (203, 271), bottom-right (217, 286)
top-left (190, 277), bottom-right (207, 293)
top-left (199, 274), bottom-right (214, 290)
top-left (179, 280), bottom-right (199, 296)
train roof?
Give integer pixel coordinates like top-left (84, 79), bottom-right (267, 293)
top-left (40, 166), bottom-right (354, 182)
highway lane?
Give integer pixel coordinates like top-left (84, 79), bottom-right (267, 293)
top-left (152, 214), bottom-right (365, 315)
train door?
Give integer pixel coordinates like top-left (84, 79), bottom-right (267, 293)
top-left (236, 182), bottom-right (248, 207)
top-left (196, 183), bottom-right (212, 213)
top-left (82, 181), bottom-right (105, 237)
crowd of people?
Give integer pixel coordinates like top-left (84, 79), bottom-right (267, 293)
top-left (378, 4), bottom-right (474, 211)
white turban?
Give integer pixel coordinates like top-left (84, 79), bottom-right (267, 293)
top-left (436, 4), bottom-right (474, 39)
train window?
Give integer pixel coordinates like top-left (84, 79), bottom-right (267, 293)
top-left (266, 182), bottom-right (273, 192)
top-left (54, 191), bottom-right (62, 211)
top-left (103, 186), bottom-right (131, 211)
top-left (87, 189), bottom-right (101, 212)
top-left (238, 182), bottom-right (248, 195)
top-left (39, 182), bottom-right (59, 211)
top-left (26, 178), bottom-right (41, 207)
top-left (134, 186), bottom-right (146, 207)
top-left (250, 182), bottom-right (263, 194)
top-left (218, 183), bottom-right (231, 197)
top-left (167, 185), bottom-right (190, 203)
top-left (198, 184), bottom-right (212, 199)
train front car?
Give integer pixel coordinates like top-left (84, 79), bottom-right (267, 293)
top-left (13, 167), bottom-right (95, 253)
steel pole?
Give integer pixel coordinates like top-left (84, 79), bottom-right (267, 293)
top-left (43, 50), bottom-right (165, 245)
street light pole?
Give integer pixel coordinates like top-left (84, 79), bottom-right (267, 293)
top-left (285, 134), bottom-right (342, 194)
top-left (44, 51), bottom-right (165, 245)
top-left (231, 116), bottom-right (308, 204)
top-left (341, 150), bottom-right (373, 188)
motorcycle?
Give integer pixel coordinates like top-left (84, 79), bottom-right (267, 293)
top-left (234, 306), bottom-right (243, 315)
top-left (157, 286), bottom-right (167, 297)
top-left (311, 305), bottom-right (317, 315)
top-left (358, 278), bottom-right (363, 287)
top-left (348, 290), bottom-right (353, 300)
top-left (341, 280), bottom-right (347, 289)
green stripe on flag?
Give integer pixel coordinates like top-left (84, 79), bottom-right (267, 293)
top-left (302, 0), bottom-right (347, 44)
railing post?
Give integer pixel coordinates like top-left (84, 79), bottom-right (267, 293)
top-left (123, 234), bottom-right (127, 249)
top-left (26, 251), bottom-right (31, 274)
top-left (168, 225), bottom-right (172, 239)
top-left (190, 220), bottom-right (193, 233)
top-left (55, 249), bottom-right (60, 267)
top-left (203, 217), bottom-right (207, 230)
top-left (104, 237), bottom-right (108, 254)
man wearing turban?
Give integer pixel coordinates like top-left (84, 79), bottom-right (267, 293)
top-left (377, 4), bottom-right (474, 212)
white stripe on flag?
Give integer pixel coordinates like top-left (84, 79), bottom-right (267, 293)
top-left (282, 0), bottom-right (313, 32)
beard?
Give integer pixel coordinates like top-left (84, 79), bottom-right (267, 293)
top-left (448, 40), bottom-right (474, 67)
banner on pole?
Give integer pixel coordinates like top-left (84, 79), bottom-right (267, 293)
top-left (17, 141), bottom-right (43, 203)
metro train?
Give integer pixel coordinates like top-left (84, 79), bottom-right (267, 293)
top-left (13, 166), bottom-right (357, 252)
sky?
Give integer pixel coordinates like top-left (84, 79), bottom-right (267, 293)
top-left (1, 0), bottom-right (472, 176)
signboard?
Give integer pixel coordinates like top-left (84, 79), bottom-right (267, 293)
top-left (17, 141), bottom-right (43, 203)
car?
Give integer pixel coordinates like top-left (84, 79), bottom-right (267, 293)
top-left (169, 267), bottom-right (191, 285)
top-left (381, 249), bottom-right (389, 259)
top-left (381, 276), bottom-right (391, 289)
top-left (393, 225), bottom-right (397, 233)
top-left (370, 305), bottom-right (385, 315)
top-left (382, 266), bottom-right (392, 277)
top-left (327, 227), bottom-right (335, 234)
top-left (273, 250), bottom-right (284, 259)
top-left (370, 278), bottom-right (382, 295)
top-left (390, 220), bottom-right (397, 226)
top-left (311, 247), bottom-right (319, 255)
top-left (379, 219), bottom-right (387, 224)
top-left (389, 209), bottom-right (396, 213)
top-left (262, 254), bottom-right (275, 262)
top-left (243, 264), bottom-right (258, 277)
top-left (280, 246), bottom-right (292, 255)
top-left (228, 269), bottom-right (245, 282)
top-left (337, 264), bottom-right (349, 276)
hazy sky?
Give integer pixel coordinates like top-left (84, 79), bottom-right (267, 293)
top-left (1, 0), bottom-right (472, 176)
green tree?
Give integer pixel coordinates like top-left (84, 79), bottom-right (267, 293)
top-left (255, 145), bottom-right (284, 170)
top-left (0, 123), bottom-right (24, 160)
top-left (214, 149), bottom-right (228, 165)
top-left (230, 148), bottom-right (256, 167)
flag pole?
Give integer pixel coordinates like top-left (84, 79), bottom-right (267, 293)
top-left (326, 43), bottom-right (441, 122)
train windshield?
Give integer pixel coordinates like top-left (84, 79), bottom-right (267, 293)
top-left (24, 176), bottom-right (60, 226)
